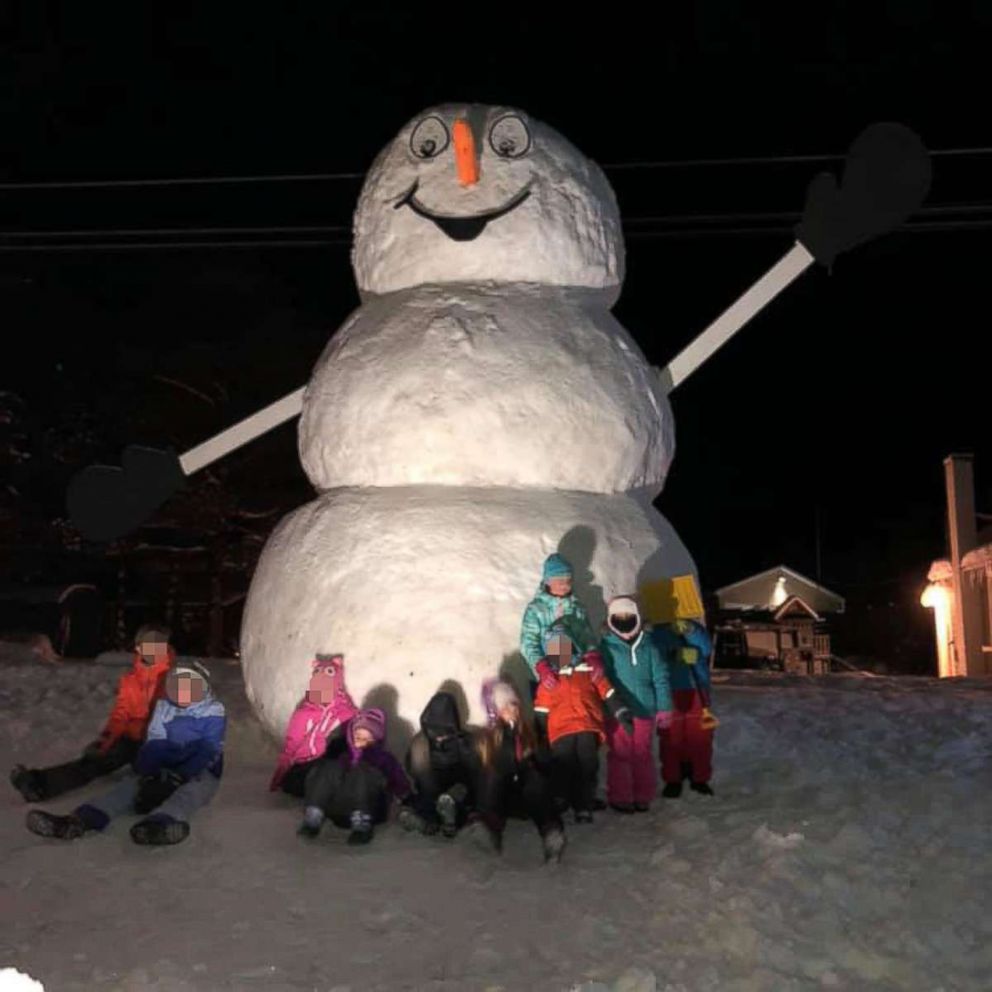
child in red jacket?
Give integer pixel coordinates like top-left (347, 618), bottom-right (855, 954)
top-left (533, 620), bottom-right (633, 823)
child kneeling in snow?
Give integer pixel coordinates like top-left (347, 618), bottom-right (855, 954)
top-left (298, 708), bottom-right (411, 845)
top-left (534, 620), bottom-right (634, 824)
top-left (652, 617), bottom-right (717, 797)
top-left (399, 691), bottom-right (479, 838)
top-left (467, 679), bottom-right (566, 863)
top-left (25, 660), bottom-right (225, 846)
top-left (599, 595), bottom-right (673, 813)
top-left (269, 653), bottom-right (358, 796)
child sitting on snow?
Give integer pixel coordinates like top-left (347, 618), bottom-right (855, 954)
top-left (533, 619), bottom-right (633, 824)
top-left (519, 553), bottom-right (596, 699)
top-left (10, 623), bottom-right (174, 803)
top-left (269, 653), bottom-right (358, 796)
top-left (599, 595), bottom-right (673, 813)
top-left (652, 616), bottom-right (718, 797)
top-left (467, 679), bottom-right (566, 863)
top-left (399, 691), bottom-right (479, 838)
top-left (25, 660), bottom-right (226, 846)
top-left (298, 708), bottom-right (411, 845)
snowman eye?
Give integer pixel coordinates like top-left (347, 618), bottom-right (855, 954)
top-left (489, 115), bottom-right (531, 159)
top-left (410, 116), bottom-right (450, 160)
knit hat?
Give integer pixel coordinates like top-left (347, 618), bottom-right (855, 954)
top-left (134, 623), bottom-right (171, 646)
top-left (607, 595), bottom-right (642, 638)
top-left (541, 554), bottom-right (573, 583)
top-left (481, 678), bottom-right (519, 725)
top-left (173, 659), bottom-right (211, 687)
top-left (348, 708), bottom-right (387, 745)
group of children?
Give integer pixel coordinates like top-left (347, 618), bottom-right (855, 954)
top-left (9, 555), bottom-right (718, 862)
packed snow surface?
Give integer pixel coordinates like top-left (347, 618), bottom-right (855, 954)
top-left (2, 651), bottom-right (990, 991)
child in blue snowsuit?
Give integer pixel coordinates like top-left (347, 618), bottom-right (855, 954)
top-left (26, 660), bottom-right (226, 845)
top-left (652, 619), bottom-right (717, 797)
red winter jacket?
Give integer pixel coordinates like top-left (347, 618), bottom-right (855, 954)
top-left (97, 648), bottom-right (174, 752)
top-left (533, 650), bottom-right (618, 745)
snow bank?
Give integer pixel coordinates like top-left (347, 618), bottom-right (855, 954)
top-left (2, 658), bottom-right (990, 991)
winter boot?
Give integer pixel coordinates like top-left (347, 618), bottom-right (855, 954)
top-left (662, 782), bottom-right (683, 799)
top-left (464, 813), bottom-right (502, 854)
top-left (297, 805), bottom-right (325, 839)
top-left (436, 792), bottom-right (460, 838)
top-left (11, 765), bottom-right (45, 803)
top-left (690, 781), bottom-right (715, 796)
top-left (398, 806), bottom-right (428, 833)
top-left (347, 810), bottom-right (374, 846)
top-left (610, 802), bottom-right (635, 814)
top-left (542, 826), bottom-right (567, 864)
top-left (130, 814), bottom-right (190, 845)
top-left (633, 802), bottom-right (651, 813)
top-left (574, 809), bottom-right (594, 825)
top-left (25, 809), bottom-right (87, 840)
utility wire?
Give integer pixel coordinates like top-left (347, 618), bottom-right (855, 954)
top-left (0, 145), bottom-right (990, 192)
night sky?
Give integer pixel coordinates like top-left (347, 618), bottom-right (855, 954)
top-left (2, 4), bottom-right (990, 635)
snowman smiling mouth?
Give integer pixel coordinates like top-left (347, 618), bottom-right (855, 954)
top-left (397, 182), bottom-right (532, 242)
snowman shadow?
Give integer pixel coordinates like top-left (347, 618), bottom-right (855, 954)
top-left (557, 524), bottom-right (606, 629)
top-left (359, 683), bottom-right (416, 756)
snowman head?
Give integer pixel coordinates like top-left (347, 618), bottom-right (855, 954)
top-left (352, 104), bottom-right (624, 300)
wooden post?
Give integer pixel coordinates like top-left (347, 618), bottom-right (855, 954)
top-left (944, 455), bottom-right (985, 676)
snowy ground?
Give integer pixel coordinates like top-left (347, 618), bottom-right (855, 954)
top-left (1, 650), bottom-right (991, 992)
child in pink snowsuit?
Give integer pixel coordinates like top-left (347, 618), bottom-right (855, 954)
top-left (269, 654), bottom-right (358, 796)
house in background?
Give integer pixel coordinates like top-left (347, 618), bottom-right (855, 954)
top-left (921, 454), bottom-right (992, 678)
top-left (712, 566), bottom-right (846, 674)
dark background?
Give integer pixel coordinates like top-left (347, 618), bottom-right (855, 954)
top-left (2, 2), bottom-right (990, 667)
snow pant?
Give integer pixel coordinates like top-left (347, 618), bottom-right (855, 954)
top-left (27, 737), bottom-right (139, 801)
top-left (279, 758), bottom-right (322, 798)
top-left (476, 761), bottom-right (560, 836)
top-left (550, 731), bottom-right (599, 814)
top-left (606, 716), bottom-right (656, 806)
top-left (659, 688), bottom-right (713, 785)
top-left (406, 734), bottom-right (474, 826)
top-left (77, 768), bottom-right (220, 826)
top-left (304, 758), bottom-right (389, 829)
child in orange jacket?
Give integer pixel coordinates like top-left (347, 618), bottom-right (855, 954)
top-left (10, 623), bottom-right (174, 803)
top-left (533, 619), bottom-right (634, 823)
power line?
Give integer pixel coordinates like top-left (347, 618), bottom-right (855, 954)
top-left (1, 145), bottom-right (990, 193)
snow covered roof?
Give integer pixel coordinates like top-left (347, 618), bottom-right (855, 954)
top-left (962, 543), bottom-right (992, 572)
top-left (715, 565), bottom-right (845, 613)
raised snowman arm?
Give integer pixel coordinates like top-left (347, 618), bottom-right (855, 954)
top-left (656, 121), bottom-right (931, 394)
top-left (65, 122), bottom-right (929, 543)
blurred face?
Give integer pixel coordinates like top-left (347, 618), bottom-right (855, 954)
top-left (546, 577), bottom-right (572, 597)
top-left (306, 659), bottom-right (341, 703)
top-left (546, 635), bottom-right (572, 665)
top-left (166, 673), bottom-right (205, 708)
top-left (138, 640), bottom-right (170, 666)
top-left (352, 727), bottom-right (375, 749)
top-left (498, 700), bottom-right (520, 726)
top-left (610, 613), bottom-right (639, 640)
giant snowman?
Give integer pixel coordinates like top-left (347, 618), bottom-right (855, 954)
top-left (65, 105), bottom-right (929, 745)
top-left (240, 104), bottom-right (693, 742)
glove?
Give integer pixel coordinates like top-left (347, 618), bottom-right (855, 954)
top-left (535, 659), bottom-right (559, 690)
top-left (680, 647), bottom-right (700, 665)
top-left (615, 707), bottom-right (635, 735)
top-left (655, 710), bottom-right (674, 731)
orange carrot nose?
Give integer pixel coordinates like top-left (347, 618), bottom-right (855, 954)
top-left (452, 119), bottom-right (479, 186)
